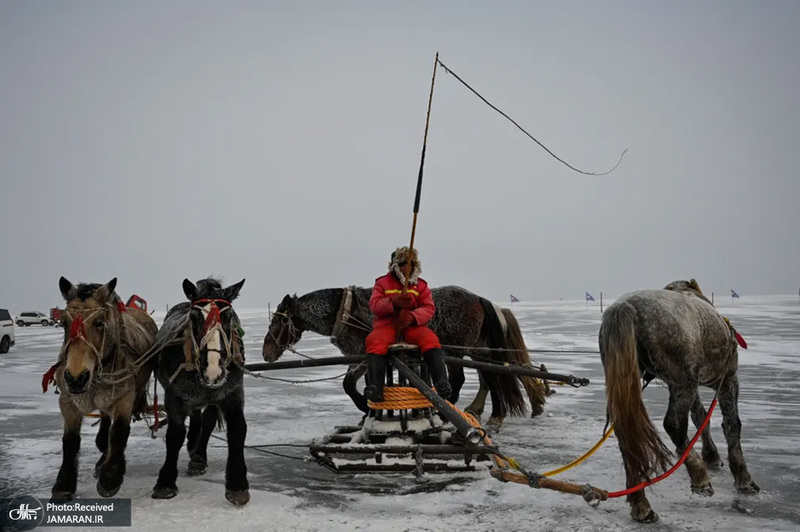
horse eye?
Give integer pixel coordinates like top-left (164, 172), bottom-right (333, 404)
top-left (94, 321), bottom-right (104, 330)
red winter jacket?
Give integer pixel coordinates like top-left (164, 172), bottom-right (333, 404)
top-left (369, 274), bottom-right (435, 328)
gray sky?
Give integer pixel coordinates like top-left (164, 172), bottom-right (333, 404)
top-left (1, 0), bottom-right (798, 314)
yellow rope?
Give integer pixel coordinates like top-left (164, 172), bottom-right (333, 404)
top-left (543, 425), bottom-right (614, 477)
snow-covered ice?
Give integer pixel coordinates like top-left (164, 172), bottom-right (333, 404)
top-left (1, 296), bottom-right (798, 531)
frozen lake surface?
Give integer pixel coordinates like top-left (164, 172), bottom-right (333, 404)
top-left (1, 295), bottom-right (798, 531)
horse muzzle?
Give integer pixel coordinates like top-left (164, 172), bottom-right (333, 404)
top-left (198, 367), bottom-right (228, 389)
top-left (262, 340), bottom-right (283, 363)
top-left (64, 369), bottom-right (92, 394)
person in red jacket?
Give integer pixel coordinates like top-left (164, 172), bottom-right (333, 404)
top-left (364, 246), bottom-right (451, 402)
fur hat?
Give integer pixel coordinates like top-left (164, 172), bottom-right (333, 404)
top-left (389, 246), bottom-right (422, 285)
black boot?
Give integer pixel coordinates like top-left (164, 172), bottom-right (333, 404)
top-left (425, 348), bottom-right (452, 400)
top-left (363, 354), bottom-right (386, 402)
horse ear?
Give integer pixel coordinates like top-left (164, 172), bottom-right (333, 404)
top-left (279, 293), bottom-right (293, 311)
top-left (183, 279), bottom-right (198, 301)
top-left (223, 279), bottom-right (246, 302)
top-left (93, 278), bottom-right (118, 303)
top-left (59, 276), bottom-right (77, 302)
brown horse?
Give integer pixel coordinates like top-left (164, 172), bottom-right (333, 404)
top-left (50, 277), bottom-right (157, 500)
top-left (600, 279), bottom-right (759, 523)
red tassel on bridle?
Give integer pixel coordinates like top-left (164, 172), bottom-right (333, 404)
top-left (69, 314), bottom-right (85, 341)
top-left (203, 302), bottom-right (222, 333)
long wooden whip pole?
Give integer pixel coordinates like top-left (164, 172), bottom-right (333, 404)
top-left (402, 51), bottom-right (439, 295)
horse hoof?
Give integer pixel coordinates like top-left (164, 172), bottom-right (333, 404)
top-left (187, 460), bottom-right (207, 477)
top-left (464, 410), bottom-right (481, 422)
top-left (51, 490), bottom-right (74, 501)
top-left (486, 417), bottom-right (503, 431)
top-left (151, 486), bottom-right (179, 499)
top-left (96, 479), bottom-right (122, 498)
top-left (530, 405), bottom-right (545, 418)
top-left (634, 509), bottom-right (659, 523)
top-left (737, 481), bottom-right (761, 494)
top-left (225, 489), bottom-right (250, 506)
top-left (691, 484), bottom-right (714, 497)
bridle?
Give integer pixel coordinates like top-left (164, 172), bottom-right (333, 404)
top-left (59, 301), bottom-right (127, 380)
top-left (188, 298), bottom-right (238, 388)
top-left (266, 308), bottom-right (303, 353)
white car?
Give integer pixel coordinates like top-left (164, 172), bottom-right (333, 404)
top-left (0, 308), bottom-right (15, 353)
top-left (16, 311), bottom-right (53, 327)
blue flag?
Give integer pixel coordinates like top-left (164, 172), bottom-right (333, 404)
top-left (731, 289), bottom-right (740, 298)
top-left (586, 292), bottom-right (595, 302)
top-left (510, 294), bottom-right (520, 303)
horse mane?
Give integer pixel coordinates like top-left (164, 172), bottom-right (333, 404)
top-left (664, 279), bottom-right (713, 306)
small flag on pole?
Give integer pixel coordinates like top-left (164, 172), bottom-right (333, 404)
top-left (731, 289), bottom-right (740, 299)
top-left (510, 294), bottom-right (520, 303)
top-left (586, 292), bottom-right (596, 302)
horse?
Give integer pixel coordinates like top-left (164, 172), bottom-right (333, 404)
top-left (151, 277), bottom-right (250, 506)
top-left (599, 279), bottom-right (759, 523)
top-left (50, 277), bottom-right (157, 500)
top-left (261, 285), bottom-right (547, 428)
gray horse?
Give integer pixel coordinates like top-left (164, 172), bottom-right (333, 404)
top-left (600, 279), bottom-right (759, 523)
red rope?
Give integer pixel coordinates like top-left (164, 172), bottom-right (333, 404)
top-left (607, 398), bottom-right (718, 498)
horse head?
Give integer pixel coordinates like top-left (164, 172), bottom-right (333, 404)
top-left (663, 279), bottom-right (714, 306)
top-left (262, 294), bottom-right (304, 362)
top-left (183, 277), bottom-right (245, 388)
top-left (58, 277), bottom-right (125, 395)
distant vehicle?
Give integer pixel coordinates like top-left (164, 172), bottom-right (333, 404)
top-left (16, 311), bottom-right (53, 327)
top-left (50, 295), bottom-right (149, 327)
top-left (50, 307), bottom-right (65, 324)
top-left (125, 295), bottom-right (148, 313)
top-left (0, 308), bottom-right (15, 353)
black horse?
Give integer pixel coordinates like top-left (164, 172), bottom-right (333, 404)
top-left (262, 285), bottom-right (547, 428)
top-left (151, 277), bottom-right (250, 506)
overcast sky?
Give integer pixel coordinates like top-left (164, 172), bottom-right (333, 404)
top-left (1, 1), bottom-right (798, 314)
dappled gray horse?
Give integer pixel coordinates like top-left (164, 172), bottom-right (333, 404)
top-left (600, 279), bottom-right (759, 523)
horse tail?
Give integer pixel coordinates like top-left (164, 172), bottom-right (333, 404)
top-left (478, 298), bottom-right (527, 418)
top-left (600, 303), bottom-right (671, 483)
top-left (501, 308), bottom-right (547, 416)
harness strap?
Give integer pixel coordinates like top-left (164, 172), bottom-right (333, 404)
top-left (332, 286), bottom-right (355, 340)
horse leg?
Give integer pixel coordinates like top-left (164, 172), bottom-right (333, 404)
top-left (52, 398), bottom-right (83, 500)
top-left (93, 414), bottom-right (111, 478)
top-left (717, 376), bottom-right (760, 493)
top-left (343, 364), bottom-right (368, 413)
top-left (188, 406), bottom-right (218, 476)
top-left (622, 459), bottom-right (658, 523)
top-left (464, 373), bottom-right (488, 419)
top-left (96, 392), bottom-right (134, 497)
top-left (663, 386), bottom-right (713, 496)
top-left (691, 390), bottom-right (723, 470)
top-left (223, 395), bottom-right (250, 506)
top-left (448, 361), bottom-right (465, 406)
top-left (186, 408), bottom-right (202, 455)
top-left (485, 377), bottom-right (505, 431)
top-left (152, 396), bottom-right (188, 499)
top-left (520, 376), bottom-right (546, 418)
